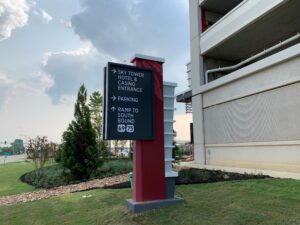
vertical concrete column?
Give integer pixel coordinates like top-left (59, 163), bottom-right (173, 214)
top-left (189, 0), bottom-right (206, 164)
top-left (131, 54), bottom-right (166, 202)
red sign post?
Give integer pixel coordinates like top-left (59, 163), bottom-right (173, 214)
top-left (126, 54), bottom-right (184, 213)
top-left (131, 55), bottom-right (166, 202)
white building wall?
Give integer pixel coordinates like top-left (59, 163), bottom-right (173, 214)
top-left (189, 0), bottom-right (205, 164)
top-left (188, 0), bottom-right (300, 175)
top-left (200, 0), bottom-right (285, 54)
top-left (197, 44), bottom-right (300, 172)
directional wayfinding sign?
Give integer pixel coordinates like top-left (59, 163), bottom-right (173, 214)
top-left (103, 62), bottom-right (154, 140)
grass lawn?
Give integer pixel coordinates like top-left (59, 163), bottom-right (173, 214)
top-left (2, 178), bottom-right (300, 225)
top-left (0, 162), bottom-right (36, 196)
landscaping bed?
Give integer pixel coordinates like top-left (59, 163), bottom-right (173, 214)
top-left (176, 168), bottom-right (270, 184)
top-left (20, 159), bottom-right (270, 190)
top-left (0, 174), bottom-right (129, 206)
top-left (20, 159), bottom-right (132, 189)
top-left (105, 167), bottom-right (270, 189)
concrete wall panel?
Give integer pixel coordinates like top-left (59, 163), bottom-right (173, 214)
top-left (203, 48), bottom-right (300, 108)
top-left (205, 143), bottom-right (300, 173)
top-left (204, 82), bottom-right (300, 144)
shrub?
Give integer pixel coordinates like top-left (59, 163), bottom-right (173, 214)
top-left (60, 85), bottom-right (102, 180)
top-left (20, 164), bottom-right (68, 188)
top-left (176, 168), bottom-right (270, 185)
top-left (20, 159), bottom-right (132, 189)
top-left (91, 158), bottom-right (132, 179)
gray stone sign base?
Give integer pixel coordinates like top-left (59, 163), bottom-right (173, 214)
top-left (165, 177), bottom-right (175, 199)
top-left (126, 197), bottom-right (184, 213)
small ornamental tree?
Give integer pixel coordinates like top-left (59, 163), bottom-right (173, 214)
top-left (60, 85), bottom-right (101, 180)
top-left (26, 136), bottom-right (55, 179)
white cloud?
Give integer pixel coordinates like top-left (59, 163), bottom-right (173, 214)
top-left (0, 71), bottom-right (54, 109)
top-left (19, 72), bottom-right (54, 94)
top-left (0, 73), bottom-right (13, 105)
top-left (42, 44), bottom-right (115, 104)
top-left (0, 80), bottom-right (74, 143)
top-left (0, 72), bottom-right (70, 142)
top-left (32, 8), bottom-right (53, 24)
top-left (60, 19), bottom-right (71, 28)
top-left (70, 0), bottom-right (190, 92)
top-left (71, 0), bottom-right (189, 61)
top-left (0, 0), bottom-right (29, 41)
top-left (40, 1), bottom-right (190, 105)
top-left (40, 9), bottom-right (52, 23)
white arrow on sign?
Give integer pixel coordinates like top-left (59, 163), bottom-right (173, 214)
top-left (111, 69), bottom-right (117, 74)
top-left (111, 95), bottom-right (116, 101)
top-left (111, 106), bottom-right (116, 112)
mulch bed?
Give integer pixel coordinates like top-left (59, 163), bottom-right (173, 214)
top-left (0, 174), bottom-right (129, 206)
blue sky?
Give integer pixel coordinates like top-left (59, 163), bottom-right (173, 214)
top-left (0, 0), bottom-right (190, 143)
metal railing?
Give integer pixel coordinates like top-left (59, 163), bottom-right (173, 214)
top-left (205, 33), bottom-right (300, 84)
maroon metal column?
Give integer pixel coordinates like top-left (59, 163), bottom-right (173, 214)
top-left (131, 56), bottom-right (166, 202)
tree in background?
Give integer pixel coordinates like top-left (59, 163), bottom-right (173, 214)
top-left (89, 91), bottom-right (102, 140)
top-left (89, 91), bottom-right (109, 158)
top-left (60, 85), bottom-right (101, 180)
top-left (26, 136), bottom-right (54, 179)
top-left (48, 142), bottom-right (59, 164)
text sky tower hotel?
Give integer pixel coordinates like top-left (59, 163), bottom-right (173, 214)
top-left (179, 0), bottom-right (300, 177)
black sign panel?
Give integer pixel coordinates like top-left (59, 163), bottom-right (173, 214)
top-left (103, 62), bottom-right (154, 140)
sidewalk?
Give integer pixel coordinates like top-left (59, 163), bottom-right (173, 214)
top-left (180, 161), bottom-right (300, 180)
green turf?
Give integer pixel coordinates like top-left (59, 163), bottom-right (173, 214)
top-left (2, 178), bottom-right (300, 225)
top-left (0, 161), bottom-right (36, 196)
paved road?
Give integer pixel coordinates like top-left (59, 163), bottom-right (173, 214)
top-left (0, 154), bottom-right (27, 164)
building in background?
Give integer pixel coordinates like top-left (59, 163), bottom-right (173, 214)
top-left (108, 140), bottom-right (132, 157)
top-left (12, 139), bottom-right (25, 154)
top-left (180, 0), bottom-right (300, 177)
top-left (0, 139), bottom-right (25, 155)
